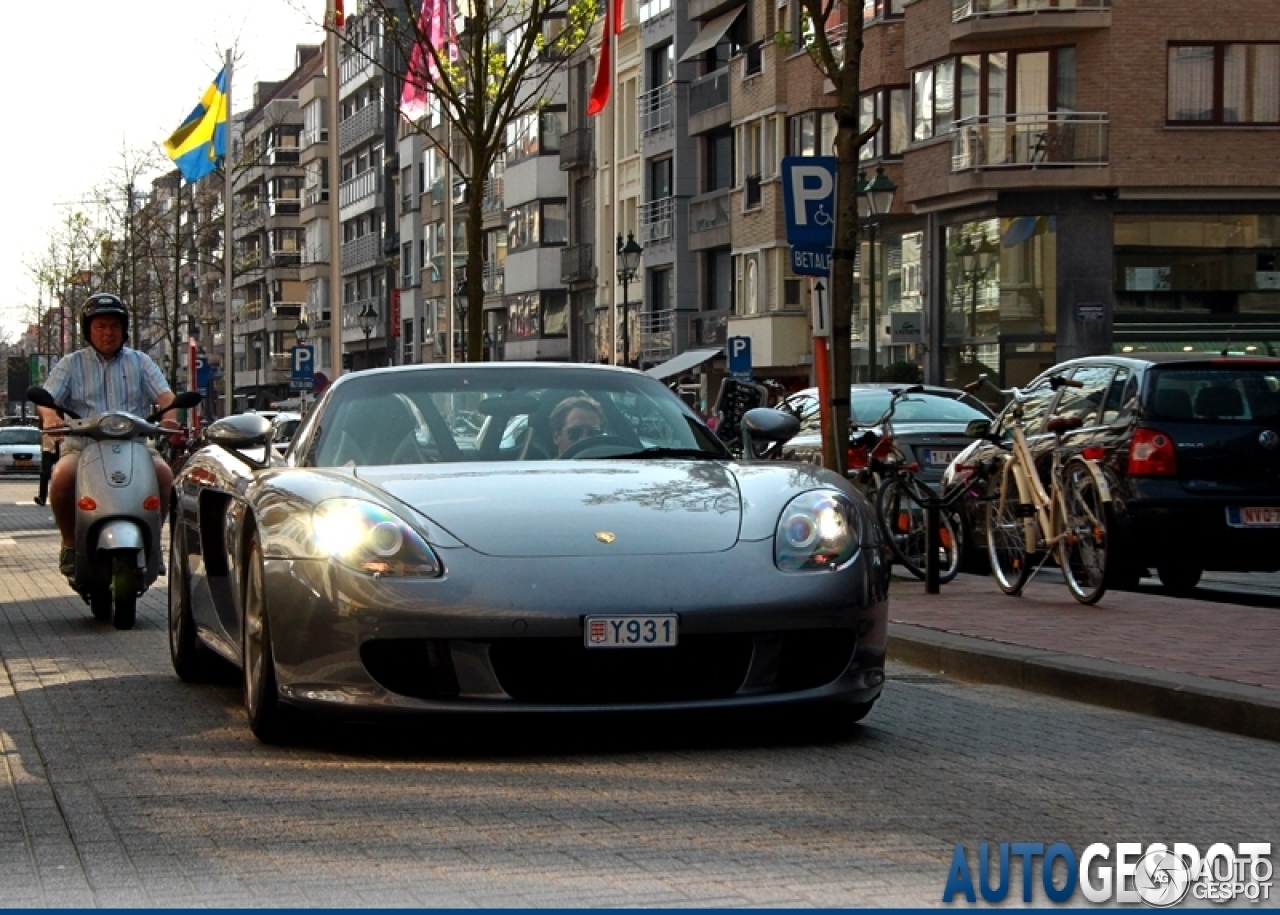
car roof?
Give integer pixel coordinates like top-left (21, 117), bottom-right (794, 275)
top-left (1063, 353), bottom-right (1280, 371)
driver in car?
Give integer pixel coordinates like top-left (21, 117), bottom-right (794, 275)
top-left (550, 395), bottom-right (606, 457)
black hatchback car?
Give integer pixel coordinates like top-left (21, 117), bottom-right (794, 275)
top-left (945, 353), bottom-right (1280, 592)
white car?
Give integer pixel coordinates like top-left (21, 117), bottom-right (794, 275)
top-left (269, 412), bottom-right (303, 452)
top-left (0, 427), bottom-right (42, 474)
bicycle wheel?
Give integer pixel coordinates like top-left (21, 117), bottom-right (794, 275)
top-left (875, 476), bottom-right (962, 584)
top-left (1057, 458), bottom-right (1109, 605)
top-left (986, 462), bottom-right (1031, 596)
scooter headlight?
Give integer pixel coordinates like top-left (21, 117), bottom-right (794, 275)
top-left (775, 489), bottom-right (860, 572)
top-left (99, 414), bottom-right (136, 437)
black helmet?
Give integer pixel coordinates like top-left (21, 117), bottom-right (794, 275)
top-left (80, 293), bottom-right (129, 342)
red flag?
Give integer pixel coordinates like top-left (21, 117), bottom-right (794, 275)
top-left (332, 0), bottom-right (345, 28)
top-left (586, 0), bottom-right (622, 116)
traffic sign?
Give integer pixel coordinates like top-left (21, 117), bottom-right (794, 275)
top-left (782, 156), bottom-right (837, 249)
top-left (290, 344), bottom-right (315, 392)
top-left (791, 246), bottom-right (832, 277)
top-left (727, 335), bottom-right (753, 382)
top-left (810, 279), bottom-right (831, 338)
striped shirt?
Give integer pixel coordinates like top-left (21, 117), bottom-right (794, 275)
top-left (44, 347), bottom-right (171, 421)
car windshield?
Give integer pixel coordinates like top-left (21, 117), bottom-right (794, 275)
top-left (303, 366), bottom-right (727, 467)
top-left (0, 428), bottom-right (40, 446)
top-left (1148, 367), bottom-right (1280, 422)
top-left (850, 390), bottom-right (990, 424)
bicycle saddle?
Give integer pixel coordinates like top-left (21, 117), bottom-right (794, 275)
top-left (1045, 414), bottom-right (1084, 434)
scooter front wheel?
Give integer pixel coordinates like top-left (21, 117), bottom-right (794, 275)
top-left (110, 553), bottom-right (138, 630)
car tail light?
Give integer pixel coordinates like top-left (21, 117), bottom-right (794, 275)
top-left (1128, 427), bottom-right (1177, 477)
top-left (847, 435), bottom-right (894, 471)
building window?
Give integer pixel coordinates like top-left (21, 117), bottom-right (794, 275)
top-left (706, 130), bottom-right (734, 192)
top-left (1168, 44), bottom-right (1280, 124)
top-left (507, 201), bottom-right (568, 253)
top-left (860, 87), bottom-right (911, 160)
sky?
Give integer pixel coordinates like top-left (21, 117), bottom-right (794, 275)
top-left (0, 0), bottom-right (326, 343)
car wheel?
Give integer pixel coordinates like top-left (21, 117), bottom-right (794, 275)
top-left (168, 524), bottom-right (215, 682)
top-left (1157, 563), bottom-right (1202, 595)
top-left (242, 531), bottom-right (292, 743)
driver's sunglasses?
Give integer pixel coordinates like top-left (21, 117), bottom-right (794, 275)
top-left (563, 424), bottom-right (602, 443)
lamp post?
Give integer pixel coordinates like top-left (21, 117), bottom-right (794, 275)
top-left (616, 231), bottom-right (643, 367)
top-left (357, 302), bottom-right (378, 370)
top-left (295, 315), bottom-right (310, 413)
top-left (957, 233), bottom-right (998, 362)
top-left (856, 165), bottom-right (898, 383)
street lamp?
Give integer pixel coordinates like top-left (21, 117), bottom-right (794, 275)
top-left (357, 302), bottom-right (378, 370)
top-left (616, 231), bottom-right (642, 367)
top-left (957, 233), bottom-right (998, 360)
top-left (856, 165), bottom-right (898, 383)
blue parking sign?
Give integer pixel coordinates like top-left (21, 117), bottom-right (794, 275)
top-left (782, 156), bottom-right (837, 249)
top-left (290, 345), bottom-right (315, 392)
top-left (727, 335), bottom-right (752, 381)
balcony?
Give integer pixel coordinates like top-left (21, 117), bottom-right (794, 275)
top-left (559, 127), bottom-right (593, 171)
top-left (560, 243), bottom-right (595, 285)
top-left (640, 196), bottom-right (674, 245)
top-left (301, 126), bottom-right (328, 149)
top-left (689, 68), bottom-right (729, 118)
top-left (268, 146), bottom-right (301, 168)
top-left (304, 185), bottom-right (328, 208)
top-left (339, 37), bottom-right (380, 86)
top-left (235, 249), bottom-right (263, 274)
top-left (340, 234), bottom-right (380, 272)
top-left (339, 167), bottom-right (380, 210)
top-left (951, 112), bottom-right (1108, 171)
top-left (639, 309), bottom-right (676, 364)
top-left (688, 189), bottom-right (730, 250)
top-left (640, 83), bottom-right (674, 136)
top-left (482, 176), bottom-right (505, 216)
top-left (338, 104), bottom-right (384, 155)
top-left (687, 309), bottom-right (730, 348)
top-left (271, 250), bottom-right (303, 269)
top-left (269, 198), bottom-right (301, 218)
top-left (952, 0), bottom-right (1111, 38)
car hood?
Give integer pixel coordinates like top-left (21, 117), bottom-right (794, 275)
top-left (356, 461), bottom-right (743, 557)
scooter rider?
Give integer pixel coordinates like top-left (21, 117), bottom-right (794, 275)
top-left (37, 293), bottom-right (178, 577)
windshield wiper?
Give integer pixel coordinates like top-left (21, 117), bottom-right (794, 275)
top-left (611, 446), bottom-right (724, 460)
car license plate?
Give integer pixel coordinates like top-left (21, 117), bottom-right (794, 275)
top-left (584, 615), bottom-right (678, 648)
top-left (1226, 507), bottom-right (1280, 528)
top-left (14, 457), bottom-right (33, 466)
top-left (923, 449), bottom-right (960, 467)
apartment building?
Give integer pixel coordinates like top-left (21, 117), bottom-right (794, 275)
top-left (227, 46), bottom-right (319, 410)
top-left (600, 0), bottom-right (1280, 396)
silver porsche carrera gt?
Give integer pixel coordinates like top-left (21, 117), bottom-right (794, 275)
top-left (168, 363), bottom-right (890, 742)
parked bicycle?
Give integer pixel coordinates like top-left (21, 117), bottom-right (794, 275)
top-left (974, 374), bottom-right (1112, 604)
top-left (852, 384), bottom-right (992, 585)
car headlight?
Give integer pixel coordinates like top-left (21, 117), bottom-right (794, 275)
top-left (99, 414), bottom-right (136, 437)
top-left (775, 489), bottom-right (860, 572)
top-left (311, 498), bottom-right (442, 577)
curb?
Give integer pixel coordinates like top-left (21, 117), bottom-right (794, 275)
top-left (887, 622), bottom-right (1280, 744)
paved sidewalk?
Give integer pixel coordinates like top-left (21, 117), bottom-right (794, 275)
top-left (887, 572), bottom-right (1280, 742)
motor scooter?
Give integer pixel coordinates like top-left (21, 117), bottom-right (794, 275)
top-left (27, 386), bottom-right (203, 630)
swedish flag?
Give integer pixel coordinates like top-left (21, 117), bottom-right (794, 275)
top-left (163, 67), bottom-right (229, 182)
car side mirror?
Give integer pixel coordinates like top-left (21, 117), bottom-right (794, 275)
top-left (205, 413), bottom-right (275, 470)
top-left (965, 419), bottom-right (993, 440)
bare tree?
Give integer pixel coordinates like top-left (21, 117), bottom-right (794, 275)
top-left (23, 209), bottom-right (105, 358)
top-left (353, 0), bottom-right (594, 361)
top-left (792, 1), bottom-right (877, 473)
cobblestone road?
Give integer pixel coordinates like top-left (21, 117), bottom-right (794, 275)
top-left (0, 481), bottom-right (1277, 907)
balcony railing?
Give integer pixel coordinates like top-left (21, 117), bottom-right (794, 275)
top-left (269, 198), bottom-right (300, 217)
top-left (640, 82), bottom-right (674, 136)
top-left (689, 68), bottom-right (729, 116)
top-left (953, 0), bottom-right (1110, 21)
top-left (559, 127), bottom-right (593, 171)
top-left (640, 197), bottom-right (674, 245)
top-left (638, 309), bottom-right (675, 362)
top-left (951, 112), bottom-right (1109, 170)
top-left (301, 126), bottom-right (328, 149)
top-left (339, 168), bottom-right (380, 209)
top-left (340, 234), bottom-right (380, 272)
top-left (560, 243), bottom-right (595, 285)
top-left (342, 296), bottom-right (381, 330)
top-left (268, 147), bottom-right (301, 167)
top-left (304, 185), bottom-right (328, 207)
top-left (690, 190), bottom-right (730, 234)
top-left (235, 250), bottom-right (263, 274)
top-left (338, 104), bottom-right (384, 155)
top-left (688, 309), bottom-right (730, 348)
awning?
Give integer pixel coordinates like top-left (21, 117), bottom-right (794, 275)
top-left (677, 6), bottom-right (744, 63)
top-left (645, 347), bottom-right (723, 380)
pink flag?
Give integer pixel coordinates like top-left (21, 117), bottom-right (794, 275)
top-left (401, 0), bottom-right (457, 121)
